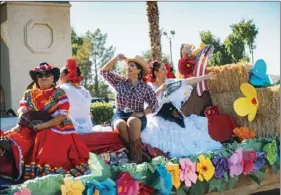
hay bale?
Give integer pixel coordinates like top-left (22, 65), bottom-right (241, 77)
top-left (206, 63), bottom-right (249, 94)
top-left (235, 114), bottom-right (280, 137)
top-left (211, 85), bottom-right (280, 116)
top-left (256, 85), bottom-right (280, 116)
top-left (210, 85), bottom-right (280, 136)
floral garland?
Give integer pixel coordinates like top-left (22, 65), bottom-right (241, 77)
top-left (5, 136), bottom-right (279, 195)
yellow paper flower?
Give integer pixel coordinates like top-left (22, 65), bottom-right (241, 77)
top-left (233, 83), bottom-right (259, 121)
top-left (61, 177), bottom-right (85, 195)
top-left (165, 163), bottom-right (181, 189)
top-left (196, 155), bottom-right (215, 181)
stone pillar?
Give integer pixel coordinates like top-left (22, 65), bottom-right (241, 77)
top-left (0, 1), bottom-right (72, 112)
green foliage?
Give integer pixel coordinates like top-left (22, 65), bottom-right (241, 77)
top-left (199, 31), bottom-right (232, 66)
top-left (71, 28), bottom-right (115, 98)
top-left (231, 19), bottom-right (259, 63)
top-left (199, 19), bottom-right (258, 66)
top-left (141, 50), bottom-right (170, 63)
top-left (224, 33), bottom-right (245, 63)
top-left (90, 101), bottom-right (114, 124)
top-left (86, 29), bottom-right (116, 97)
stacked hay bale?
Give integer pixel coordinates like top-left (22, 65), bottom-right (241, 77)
top-left (206, 63), bottom-right (280, 137)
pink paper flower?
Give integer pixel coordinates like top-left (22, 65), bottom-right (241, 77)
top-left (14, 188), bottom-right (31, 195)
top-left (179, 158), bottom-right (198, 187)
top-left (228, 147), bottom-right (243, 177)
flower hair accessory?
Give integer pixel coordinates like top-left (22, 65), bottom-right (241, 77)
top-left (34, 63), bottom-right (53, 72)
top-left (66, 59), bottom-right (83, 84)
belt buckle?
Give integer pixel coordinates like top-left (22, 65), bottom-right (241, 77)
top-left (124, 107), bottom-right (132, 113)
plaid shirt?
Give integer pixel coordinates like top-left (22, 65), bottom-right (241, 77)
top-left (100, 70), bottom-right (158, 112)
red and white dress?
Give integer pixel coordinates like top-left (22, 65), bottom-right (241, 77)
top-left (1, 87), bottom-right (90, 180)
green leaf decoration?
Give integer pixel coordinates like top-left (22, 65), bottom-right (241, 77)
top-left (176, 186), bottom-right (187, 195)
top-left (24, 174), bottom-right (64, 195)
top-left (249, 171), bottom-right (265, 185)
top-left (208, 178), bottom-right (218, 193)
top-left (190, 182), bottom-right (202, 195)
top-left (217, 180), bottom-right (227, 192)
top-left (88, 152), bottom-right (112, 181)
top-left (223, 172), bottom-right (229, 182)
top-left (242, 139), bottom-right (263, 151)
top-left (272, 159), bottom-right (280, 174)
top-left (228, 175), bottom-right (239, 190)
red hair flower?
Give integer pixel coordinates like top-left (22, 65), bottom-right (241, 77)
top-left (65, 58), bottom-right (83, 84)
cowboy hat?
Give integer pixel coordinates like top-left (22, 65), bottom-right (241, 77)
top-left (29, 62), bottom-right (60, 82)
top-left (126, 55), bottom-right (149, 75)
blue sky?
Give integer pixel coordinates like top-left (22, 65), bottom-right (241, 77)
top-left (70, 2), bottom-right (280, 75)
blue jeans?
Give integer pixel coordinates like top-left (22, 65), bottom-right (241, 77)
top-left (111, 110), bottom-right (147, 131)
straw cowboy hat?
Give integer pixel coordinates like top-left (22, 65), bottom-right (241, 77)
top-left (29, 62), bottom-right (60, 82)
top-left (126, 55), bottom-right (149, 75)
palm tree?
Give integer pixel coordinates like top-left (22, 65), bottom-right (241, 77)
top-left (146, 1), bottom-right (162, 60)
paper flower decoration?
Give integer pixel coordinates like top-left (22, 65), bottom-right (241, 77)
top-left (116, 172), bottom-right (139, 195)
top-left (242, 150), bottom-right (257, 175)
top-left (196, 155), bottom-right (215, 181)
top-left (253, 152), bottom-right (266, 172)
top-left (233, 83), bottom-right (259, 121)
top-left (14, 188), bottom-right (31, 195)
top-left (228, 147), bottom-right (243, 177)
top-left (165, 163), bottom-right (181, 189)
top-left (155, 164), bottom-right (173, 195)
top-left (233, 127), bottom-right (256, 142)
top-left (179, 158), bottom-right (197, 187)
top-left (86, 178), bottom-right (116, 195)
top-left (212, 154), bottom-right (228, 179)
top-left (263, 140), bottom-right (277, 165)
top-left (61, 177), bottom-right (85, 195)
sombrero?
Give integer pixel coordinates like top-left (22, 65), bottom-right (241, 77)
top-left (126, 55), bottom-right (149, 75)
top-left (29, 62), bottom-right (60, 82)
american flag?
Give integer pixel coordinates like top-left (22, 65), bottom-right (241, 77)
top-left (193, 45), bottom-right (214, 96)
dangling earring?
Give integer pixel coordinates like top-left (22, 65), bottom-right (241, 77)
top-left (138, 73), bottom-right (142, 79)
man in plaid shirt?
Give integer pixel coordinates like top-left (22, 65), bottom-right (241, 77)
top-left (100, 54), bottom-right (158, 163)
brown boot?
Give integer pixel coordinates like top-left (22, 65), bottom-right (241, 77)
top-left (129, 138), bottom-right (143, 164)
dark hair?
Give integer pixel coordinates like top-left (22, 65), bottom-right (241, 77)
top-left (7, 109), bottom-right (17, 117)
top-left (128, 61), bottom-right (144, 80)
top-left (62, 67), bottom-right (82, 77)
top-left (147, 60), bottom-right (162, 83)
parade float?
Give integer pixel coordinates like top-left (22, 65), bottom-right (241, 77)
top-left (0, 45), bottom-right (280, 195)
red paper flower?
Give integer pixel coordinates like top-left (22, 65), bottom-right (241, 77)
top-left (242, 150), bottom-right (257, 175)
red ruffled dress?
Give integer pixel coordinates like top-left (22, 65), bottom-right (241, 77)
top-left (1, 87), bottom-right (90, 180)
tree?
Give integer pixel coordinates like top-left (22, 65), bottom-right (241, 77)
top-left (224, 33), bottom-right (245, 63)
top-left (141, 50), bottom-right (170, 63)
top-left (71, 28), bottom-right (84, 56)
top-left (91, 81), bottom-right (112, 98)
top-left (199, 31), bottom-right (232, 66)
top-left (71, 29), bottom-right (93, 89)
top-left (146, 1), bottom-right (162, 60)
top-left (87, 29), bottom-right (115, 97)
top-left (230, 19), bottom-right (259, 63)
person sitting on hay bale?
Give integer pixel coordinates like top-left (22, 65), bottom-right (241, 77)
top-left (0, 63), bottom-right (90, 181)
top-left (141, 60), bottom-right (222, 158)
top-left (100, 54), bottom-right (158, 164)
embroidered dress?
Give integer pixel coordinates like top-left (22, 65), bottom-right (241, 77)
top-left (141, 79), bottom-right (222, 158)
top-left (2, 87), bottom-right (90, 180)
top-left (59, 83), bottom-right (93, 134)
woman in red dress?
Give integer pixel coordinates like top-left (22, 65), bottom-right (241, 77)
top-left (0, 62), bottom-right (90, 181)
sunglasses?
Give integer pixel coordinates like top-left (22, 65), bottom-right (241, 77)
top-left (36, 73), bottom-right (52, 79)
